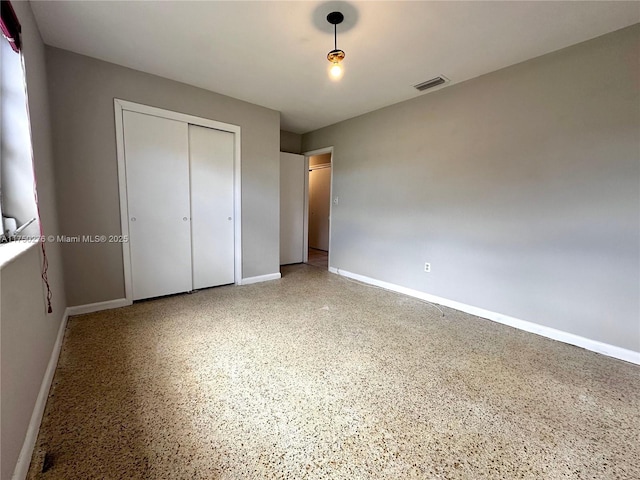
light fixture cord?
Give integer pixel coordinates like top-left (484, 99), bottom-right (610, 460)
top-left (334, 23), bottom-right (337, 51)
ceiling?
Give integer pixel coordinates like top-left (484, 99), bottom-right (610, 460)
top-left (30, 1), bottom-right (639, 134)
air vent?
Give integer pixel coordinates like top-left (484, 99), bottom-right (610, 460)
top-left (414, 76), bottom-right (449, 92)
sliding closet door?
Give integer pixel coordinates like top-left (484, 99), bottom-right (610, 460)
top-left (189, 125), bottom-right (235, 289)
top-left (123, 111), bottom-right (192, 300)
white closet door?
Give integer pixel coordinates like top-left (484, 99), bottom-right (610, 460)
top-left (189, 125), bottom-right (235, 289)
top-left (280, 153), bottom-right (305, 265)
top-left (123, 111), bottom-right (192, 300)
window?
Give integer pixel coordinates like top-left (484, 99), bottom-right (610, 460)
top-left (1, 0), bottom-right (52, 310)
top-left (1, 0), bottom-right (38, 242)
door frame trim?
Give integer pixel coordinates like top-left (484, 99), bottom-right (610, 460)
top-left (302, 146), bottom-right (333, 267)
top-left (114, 99), bottom-right (242, 301)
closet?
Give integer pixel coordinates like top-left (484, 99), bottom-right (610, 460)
top-left (122, 109), bottom-right (235, 301)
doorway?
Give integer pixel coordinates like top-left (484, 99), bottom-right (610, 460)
top-left (305, 150), bottom-right (332, 269)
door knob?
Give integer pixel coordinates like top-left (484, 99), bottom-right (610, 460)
top-left (228, 217), bottom-right (232, 221)
top-left (130, 217), bottom-right (136, 222)
top-left (183, 217), bottom-right (188, 221)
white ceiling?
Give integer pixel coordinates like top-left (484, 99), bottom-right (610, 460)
top-left (31, 1), bottom-right (639, 134)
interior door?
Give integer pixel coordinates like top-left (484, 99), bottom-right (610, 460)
top-left (308, 166), bottom-right (331, 251)
top-left (280, 152), bottom-right (305, 265)
top-left (123, 111), bottom-right (192, 300)
top-left (189, 125), bottom-right (235, 289)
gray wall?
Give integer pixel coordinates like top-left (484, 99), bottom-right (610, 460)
top-left (280, 130), bottom-right (302, 154)
top-left (302, 25), bottom-right (640, 352)
top-left (1, 2), bottom-right (67, 478)
top-left (46, 47), bottom-right (281, 306)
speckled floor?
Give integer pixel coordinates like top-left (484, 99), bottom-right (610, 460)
top-left (29, 265), bottom-right (639, 479)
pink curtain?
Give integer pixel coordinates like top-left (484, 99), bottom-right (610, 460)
top-left (1, 0), bottom-right (21, 53)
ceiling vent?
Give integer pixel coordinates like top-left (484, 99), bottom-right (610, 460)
top-left (414, 75), bottom-right (449, 92)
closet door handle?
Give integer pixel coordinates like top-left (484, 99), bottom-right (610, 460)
top-left (183, 217), bottom-right (188, 221)
top-left (130, 217), bottom-right (136, 222)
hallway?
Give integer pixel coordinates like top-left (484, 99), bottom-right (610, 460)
top-left (306, 248), bottom-right (328, 269)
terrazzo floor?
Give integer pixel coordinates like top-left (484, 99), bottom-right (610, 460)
top-left (29, 265), bottom-right (639, 479)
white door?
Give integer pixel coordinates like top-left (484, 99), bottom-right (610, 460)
top-left (309, 166), bottom-right (331, 251)
top-left (280, 153), bottom-right (305, 265)
top-left (123, 111), bottom-right (192, 300)
top-left (189, 125), bottom-right (235, 289)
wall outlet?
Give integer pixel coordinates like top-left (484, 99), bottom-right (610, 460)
top-left (424, 262), bottom-right (431, 273)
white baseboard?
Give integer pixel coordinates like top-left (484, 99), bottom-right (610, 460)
top-left (240, 272), bottom-right (281, 286)
top-left (66, 298), bottom-right (132, 316)
top-left (329, 267), bottom-right (640, 365)
top-left (12, 308), bottom-right (70, 480)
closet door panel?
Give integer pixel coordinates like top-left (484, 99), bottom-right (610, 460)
top-left (123, 111), bottom-right (192, 300)
top-left (189, 125), bottom-right (235, 289)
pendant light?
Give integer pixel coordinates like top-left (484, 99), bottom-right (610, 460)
top-left (327, 11), bottom-right (345, 79)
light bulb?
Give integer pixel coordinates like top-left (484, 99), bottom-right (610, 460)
top-left (329, 62), bottom-right (343, 79)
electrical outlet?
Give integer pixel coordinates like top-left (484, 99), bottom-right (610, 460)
top-left (424, 262), bottom-right (431, 273)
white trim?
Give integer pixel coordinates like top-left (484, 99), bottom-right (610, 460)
top-left (327, 151), bottom-right (334, 271)
top-left (114, 99), bottom-right (243, 302)
top-left (302, 155), bottom-right (309, 264)
top-left (66, 298), bottom-right (132, 316)
top-left (113, 102), bottom-right (133, 300)
top-left (329, 267), bottom-right (640, 365)
top-left (115, 99), bottom-right (242, 134)
top-left (304, 147), bottom-right (333, 157)
top-left (12, 308), bottom-right (69, 480)
top-left (302, 146), bottom-right (334, 270)
top-left (240, 272), bottom-right (281, 285)
top-left (233, 122), bottom-right (242, 286)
